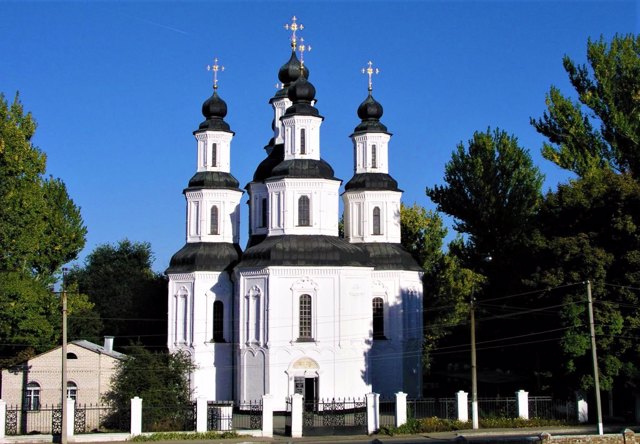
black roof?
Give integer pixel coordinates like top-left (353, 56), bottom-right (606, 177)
top-left (268, 158), bottom-right (339, 181)
top-left (344, 173), bottom-right (401, 192)
top-left (239, 235), bottom-right (371, 268)
top-left (252, 144), bottom-right (284, 182)
top-left (185, 171), bottom-right (241, 192)
top-left (358, 243), bottom-right (422, 271)
top-left (167, 242), bottom-right (242, 273)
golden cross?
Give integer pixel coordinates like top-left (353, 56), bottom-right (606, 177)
top-left (207, 57), bottom-right (225, 90)
top-left (284, 16), bottom-right (304, 49)
top-left (297, 37), bottom-right (311, 69)
top-left (361, 61), bottom-right (380, 92)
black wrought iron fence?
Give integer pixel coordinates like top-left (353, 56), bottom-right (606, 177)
top-left (439, 397), bottom-right (457, 419)
top-left (5, 404), bottom-right (60, 435)
top-left (302, 397), bottom-right (367, 436)
top-left (379, 397), bottom-right (395, 427)
top-left (407, 398), bottom-right (437, 419)
top-left (76, 404), bottom-right (123, 433)
top-left (207, 401), bottom-right (233, 431)
top-left (232, 400), bottom-right (262, 430)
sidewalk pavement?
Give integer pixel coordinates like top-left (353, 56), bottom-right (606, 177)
top-left (2, 425), bottom-right (638, 444)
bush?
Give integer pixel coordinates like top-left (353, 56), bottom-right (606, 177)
top-left (380, 416), bottom-right (567, 435)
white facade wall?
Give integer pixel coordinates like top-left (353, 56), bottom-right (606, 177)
top-left (168, 271), bottom-right (234, 400)
top-left (235, 267), bottom-right (375, 410)
top-left (265, 179), bottom-right (340, 236)
top-left (185, 189), bottom-right (241, 244)
top-left (195, 131), bottom-right (233, 173)
top-left (343, 190), bottom-right (402, 243)
top-left (351, 133), bottom-right (391, 174)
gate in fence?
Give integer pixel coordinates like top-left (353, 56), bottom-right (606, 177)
top-left (207, 401), bottom-right (233, 431)
top-left (302, 398), bottom-right (366, 436)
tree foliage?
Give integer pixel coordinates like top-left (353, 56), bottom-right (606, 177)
top-left (68, 239), bottom-right (167, 348)
top-left (529, 170), bottom-right (640, 391)
top-left (426, 128), bottom-right (543, 269)
top-left (0, 93), bottom-right (87, 364)
top-left (532, 34), bottom-right (640, 179)
top-left (103, 345), bottom-right (194, 431)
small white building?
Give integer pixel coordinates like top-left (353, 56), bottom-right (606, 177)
top-left (1, 337), bottom-right (124, 409)
top-left (167, 31), bottom-right (423, 411)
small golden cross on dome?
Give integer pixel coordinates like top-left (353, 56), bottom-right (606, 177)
top-left (207, 57), bottom-right (225, 90)
top-left (297, 37), bottom-right (311, 69)
top-left (284, 16), bottom-right (304, 49)
top-left (361, 61), bottom-right (380, 93)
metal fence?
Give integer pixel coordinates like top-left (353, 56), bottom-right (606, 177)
top-left (302, 397), bottom-right (367, 436)
top-left (232, 400), bottom-right (262, 430)
top-left (379, 397), bottom-right (395, 427)
top-left (142, 402), bottom-right (196, 433)
top-left (5, 404), bottom-right (60, 435)
top-left (529, 396), bottom-right (576, 421)
top-left (475, 397), bottom-right (517, 418)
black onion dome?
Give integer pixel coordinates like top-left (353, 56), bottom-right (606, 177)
top-left (353, 93), bottom-right (388, 134)
top-left (344, 173), bottom-right (401, 192)
top-left (167, 242), bottom-right (242, 273)
top-left (197, 91), bottom-right (232, 132)
top-left (186, 171), bottom-right (241, 191)
top-left (359, 243), bottom-right (422, 271)
top-left (278, 51), bottom-right (309, 85)
top-left (239, 235), bottom-right (371, 268)
top-left (269, 158), bottom-right (337, 180)
top-left (284, 76), bottom-right (320, 117)
top-left (252, 144), bottom-right (285, 182)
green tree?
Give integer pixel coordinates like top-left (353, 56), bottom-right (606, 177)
top-left (103, 345), bottom-right (194, 431)
top-left (68, 239), bottom-right (167, 348)
top-left (529, 170), bottom-right (640, 393)
top-left (399, 203), bottom-right (481, 373)
top-left (0, 93), bottom-right (86, 364)
top-left (532, 34), bottom-right (640, 179)
top-left (426, 128), bottom-right (543, 282)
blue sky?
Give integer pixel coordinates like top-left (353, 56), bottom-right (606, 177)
top-left (2, 1), bottom-right (637, 271)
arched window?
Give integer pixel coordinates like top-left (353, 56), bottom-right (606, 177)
top-left (371, 144), bottom-right (377, 168)
top-left (213, 301), bottom-right (224, 342)
top-left (211, 143), bottom-right (217, 167)
top-left (210, 206), bottom-right (219, 235)
top-left (372, 206), bottom-right (381, 235)
top-left (261, 197), bottom-right (268, 228)
top-left (25, 382), bottom-right (40, 411)
top-left (298, 196), bottom-right (310, 226)
top-left (372, 297), bottom-right (385, 339)
top-left (300, 129), bottom-right (306, 154)
top-left (66, 352), bottom-right (78, 359)
top-left (67, 381), bottom-right (78, 401)
top-left (299, 294), bottom-right (312, 340)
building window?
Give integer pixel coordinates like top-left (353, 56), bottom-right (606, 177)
top-left (298, 196), bottom-right (310, 226)
top-left (371, 144), bottom-right (377, 168)
top-left (300, 129), bottom-right (306, 154)
top-left (211, 143), bottom-right (217, 167)
top-left (67, 352), bottom-right (78, 359)
top-left (372, 297), bottom-right (385, 339)
top-left (372, 206), bottom-right (381, 235)
top-left (210, 206), bottom-right (219, 235)
top-left (213, 301), bottom-right (224, 342)
top-left (67, 381), bottom-right (78, 401)
top-left (260, 197), bottom-right (268, 228)
top-left (299, 294), bottom-right (312, 340)
top-left (25, 382), bottom-right (40, 411)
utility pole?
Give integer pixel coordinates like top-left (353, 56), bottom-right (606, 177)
top-left (61, 268), bottom-right (68, 444)
top-left (587, 280), bottom-right (603, 435)
top-left (470, 292), bottom-right (478, 430)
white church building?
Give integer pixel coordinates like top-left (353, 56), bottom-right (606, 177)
top-left (166, 20), bottom-right (423, 410)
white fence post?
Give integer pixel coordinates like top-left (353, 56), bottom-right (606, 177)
top-left (576, 392), bottom-right (588, 423)
top-left (290, 394), bottom-right (303, 438)
top-left (0, 399), bottom-right (6, 439)
top-left (66, 398), bottom-right (75, 438)
top-left (262, 394), bottom-right (273, 437)
top-left (366, 393), bottom-right (379, 434)
top-left (517, 390), bottom-right (529, 419)
top-left (456, 391), bottom-right (469, 422)
top-left (395, 392), bottom-right (407, 428)
top-left (196, 397), bottom-right (207, 433)
top-left (131, 397), bottom-right (143, 436)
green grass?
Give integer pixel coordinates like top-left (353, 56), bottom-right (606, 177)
top-left (379, 416), bottom-right (569, 435)
top-left (129, 431), bottom-right (242, 441)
